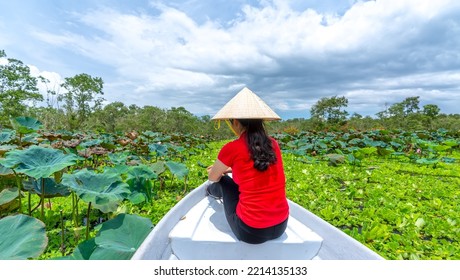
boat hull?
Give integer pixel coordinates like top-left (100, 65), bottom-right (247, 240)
top-left (132, 181), bottom-right (383, 260)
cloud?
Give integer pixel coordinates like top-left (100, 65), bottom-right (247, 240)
top-left (19, 0), bottom-right (460, 117)
top-left (28, 65), bottom-right (65, 107)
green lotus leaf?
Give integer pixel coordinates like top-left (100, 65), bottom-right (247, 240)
top-left (10, 116), bottom-right (43, 135)
top-left (104, 164), bottom-right (130, 176)
top-left (22, 177), bottom-right (71, 198)
top-left (150, 161), bottom-right (166, 175)
top-left (142, 131), bottom-right (160, 138)
top-left (53, 238), bottom-right (97, 260)
top-left (0, 163), bottom-right (14, 177)
top-left (0, 145), bottom-right (18, 156)
top-left (127, 164), bottom-right (158, 181)
top-left (441, 157), bottom-right (456, 163)
top-left (149, 143), bottom-right (168, 156)
top-left (62, 169), bottom-right (130, 213)
top-left (108, 152), bottom-right (130, 165)
top-left (0, 187), bottom-right (19, 212)
top-left (165, 161), bottom-right (189, 179)
top-left (126, 165), bottom-right (157, 204)
top-left (22, 133), bottom-right (40, 144)
top-left (0, 187), bottom-right (19, 206)
top-left (0, 145), bottom-right (78, 179)
top-left (91, 200), bottom-right (119, 213)
top-left (79, 139), bottom-right (102, 148)
top-left (90, 214), bottom-right (153, 260)
top-left (0, 130), bottom-right (15, 144)
top-left (56, 214), bottom-right (152, 260)
top-left (416, 158), bottom-right (439, 165)
top-left (127, 192), bottom-right (147, 205)
top-left (0, 214), bottom-right (48, 259)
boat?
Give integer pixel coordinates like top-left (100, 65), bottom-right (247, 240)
top-left (131, 180), bottom-right (384, 260)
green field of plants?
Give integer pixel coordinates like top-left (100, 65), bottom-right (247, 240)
top-left (1, 116), bottom-right (459, 260)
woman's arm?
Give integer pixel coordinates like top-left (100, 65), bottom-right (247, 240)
top-left (207, 159), bottom-right (230, 182)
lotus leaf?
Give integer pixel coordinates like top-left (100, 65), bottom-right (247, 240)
top-left (91, 214), bottom-right (153, 259)
top-left (0, 163), bottom-right (14, 176)
top-left (0, 145), bottom-right (78, 179)
top-left (0, 187), bottom-right (19, 205)
top-left (150, 161), bottom-right (166, 175)
top-left (0, 130), bottom-right (15, 144)
top-left (79, 139), bottom-right (102, 148)
top-left (22, 177), bottom-right (71, 198)
top-left (108, 152), bottom-right (129, 165)
top-left (0, 214), bottom-right (48, 259)
top-left (56, 239), bottom-right (97, 260)
top-left (416, 158), bottom-right (439, 165)
top-left (142, 131), bottom-right (159, 138)
top-left (0, 187), bottom-right (19, 212)
top-left (441, 157), bottom-right (457, 163)
top-left (56, 214), bottom-right (152, 260)
top-left (10, 116), bottom-right (43, 134)
top-left (0, 145), bottom-right (18, 156)
top-left (149, 143), bottom-right (168, 157)
top-left (127, 164), bottom-right (157, 181)
top-left (104, 164), bottom-right (130, 176)
top-left (165, 161), bottom-right (189, 179)
top-left (62, 169), bottom-right (130, 213)
top-left (126, 165), bottom-right (157, 204)
top-left (22, 133), bottom-right (40, 144)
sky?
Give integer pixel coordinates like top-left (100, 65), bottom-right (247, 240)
top-left (1, 0), bottom-right (460, 120)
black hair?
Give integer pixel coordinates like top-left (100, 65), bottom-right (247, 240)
top-left (237, 119), bottom-right (277, 171)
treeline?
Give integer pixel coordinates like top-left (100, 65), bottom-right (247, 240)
top-left (268, 96), bottom-right (460, 134)
top-left (1, 49), bottom-right (459, 137)
top-left (32, 104), bottom-right (222, 137)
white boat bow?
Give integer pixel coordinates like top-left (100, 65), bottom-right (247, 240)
top-left (132, 180), bottom-right (383, 260)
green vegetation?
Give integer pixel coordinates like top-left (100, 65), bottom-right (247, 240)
top-left (276, 129), bottom-right (460, 260)
top-left (1, 119), bottom-right (459, 260)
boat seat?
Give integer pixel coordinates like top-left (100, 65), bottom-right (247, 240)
top-left (168, 197), bottom-right (323, 260)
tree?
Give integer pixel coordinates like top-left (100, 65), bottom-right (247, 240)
top-left (310, 96), bottom-right (349, 127)
top-left (422, 104), bottom-right (440, 118)
top-left (0, 50), bottom-right (43, 125)
top-left (422, 104), bottom-right (441, 130)
top-left (89, 102), bottom-right (129, 132)
top-left (164, 107), bottom-right (197, 133)
top-left (383, 96), bottom-right (420, 118)
top-left (58, 73), bottom-right (104, 129)
top-left (401, 96), bottom-right (420, 116)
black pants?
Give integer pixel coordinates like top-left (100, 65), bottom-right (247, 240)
top-left (208, 175), bottom-right (288, 244)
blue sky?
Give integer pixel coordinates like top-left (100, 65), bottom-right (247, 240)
top-left (1, 0), bottom-right (460, 120)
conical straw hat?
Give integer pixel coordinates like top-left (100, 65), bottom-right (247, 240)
top-left (212, 87), bottom-right (281, 120)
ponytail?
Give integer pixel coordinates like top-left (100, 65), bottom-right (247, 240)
top-left (237, 119), bottom-right (277, 171)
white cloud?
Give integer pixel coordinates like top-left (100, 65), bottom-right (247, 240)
top-left (9, 0), bottom-right (460, 117)
top-left (28, 65), bottom-right (65, 107)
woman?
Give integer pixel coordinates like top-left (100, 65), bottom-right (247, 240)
top-left (207, 87), bottom-right (289, 244)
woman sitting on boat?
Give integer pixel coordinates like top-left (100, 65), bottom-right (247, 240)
top-left (207, 87), bottom-right (289, 244)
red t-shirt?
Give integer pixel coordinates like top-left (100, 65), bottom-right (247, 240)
top-left (217, 132), bottom-right (289, 228)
